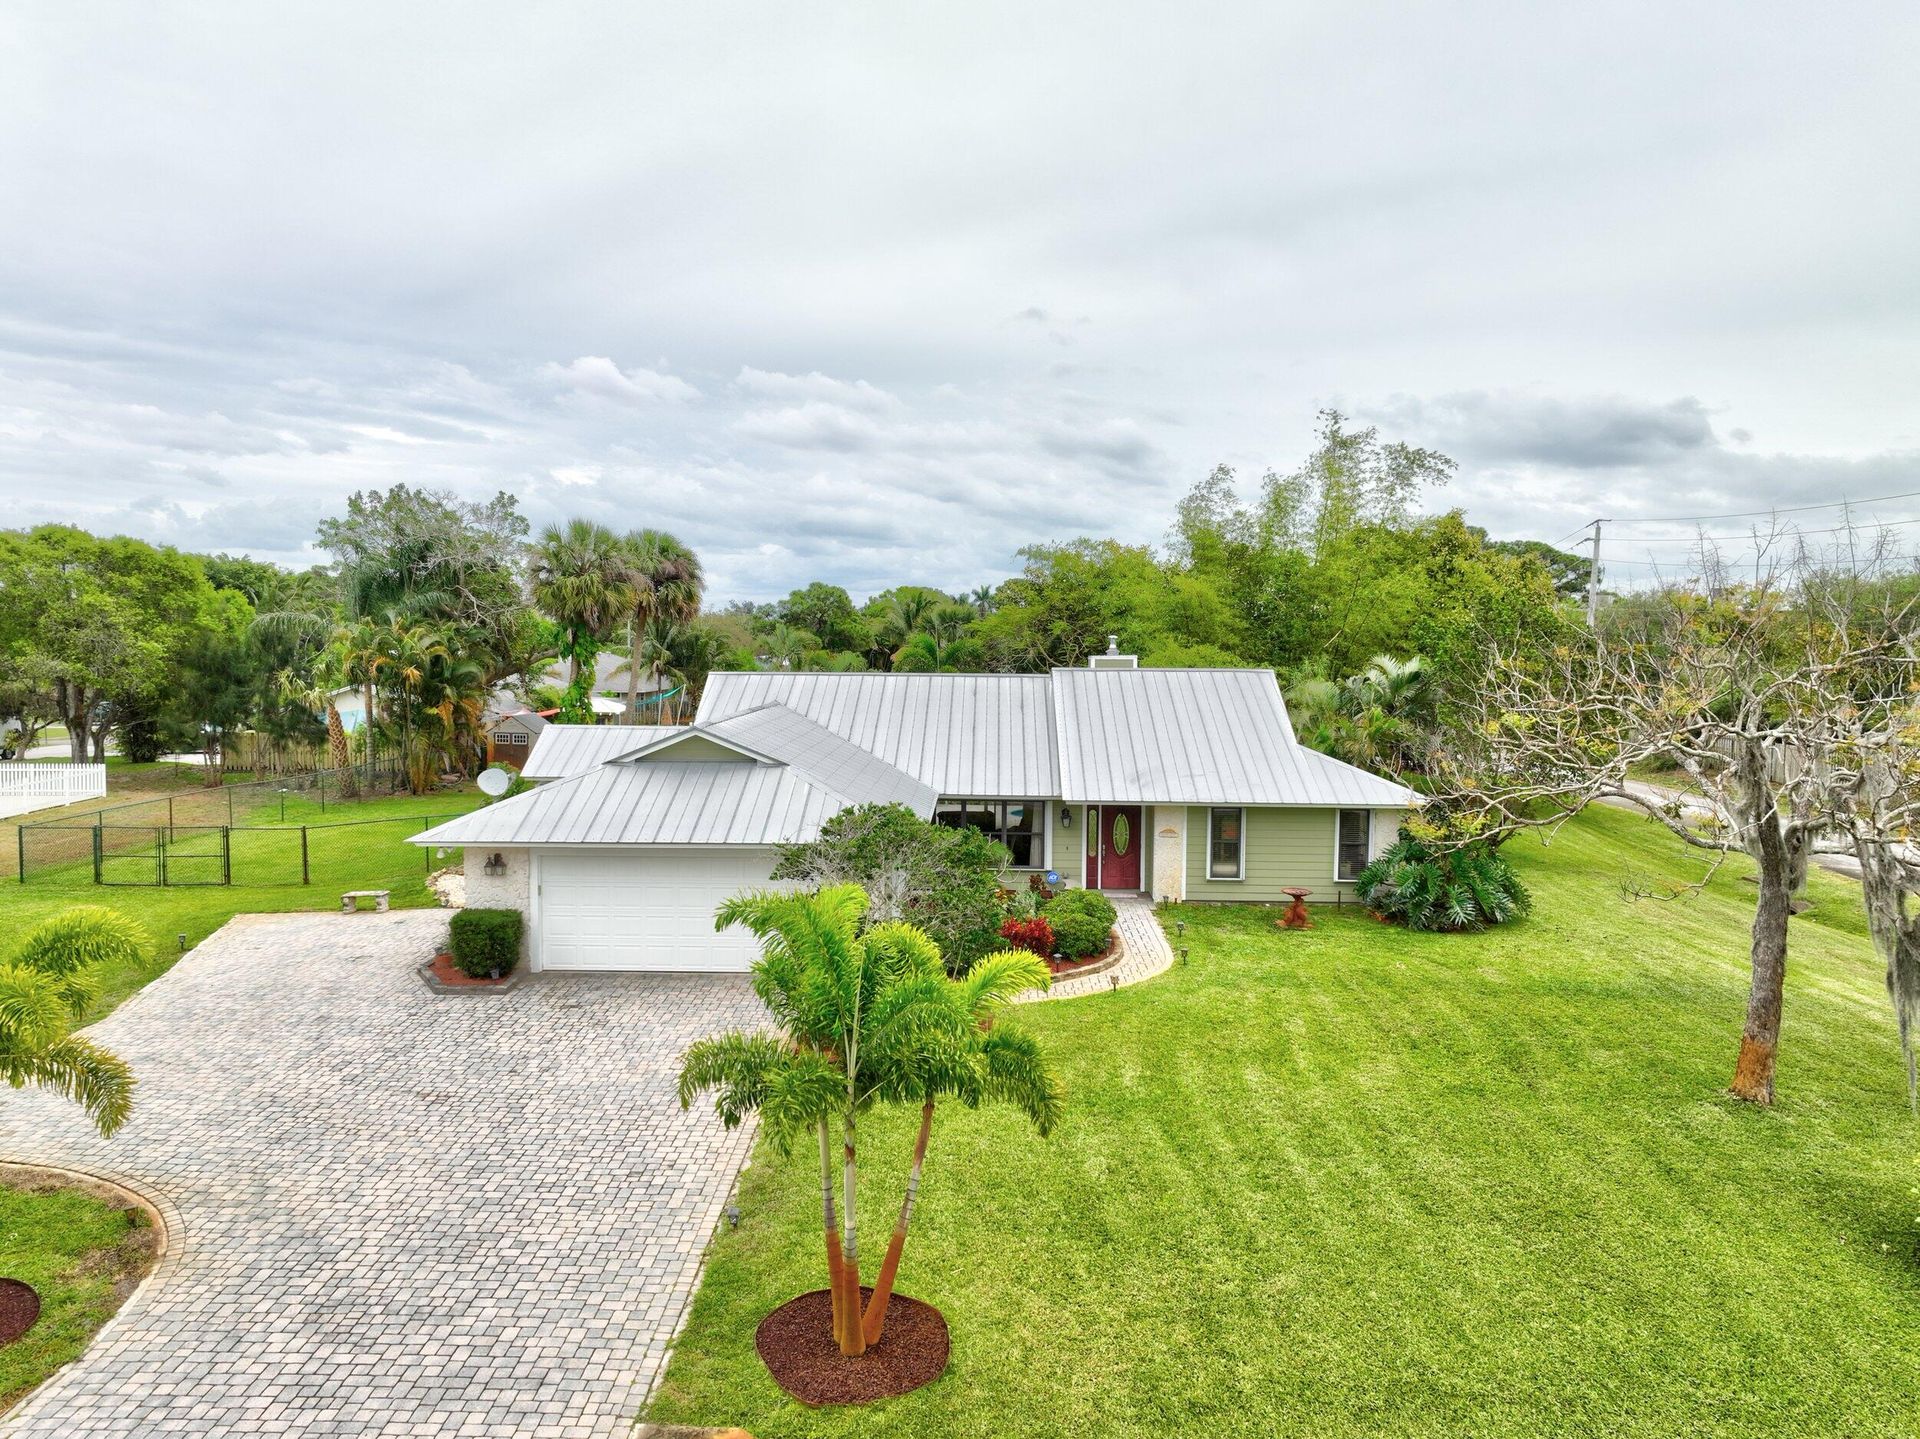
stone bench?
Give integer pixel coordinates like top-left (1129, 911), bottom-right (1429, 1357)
top-left (340, 890), bottom-right (391, 914)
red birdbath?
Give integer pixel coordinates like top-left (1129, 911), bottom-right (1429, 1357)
top-left (1278, 887), bottom-right (1313, 929)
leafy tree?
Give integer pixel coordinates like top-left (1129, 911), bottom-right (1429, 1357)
top-left (1, 907), bottom-right (148, 1136)
top-left (772, 804), bottom-right (1013, 973)
top-left (780, 582), bottom-right (869, 654)
top-left (680, 886), bottom-right (1059, 1355)
top-left (317, 484), bottom-right (528, 626)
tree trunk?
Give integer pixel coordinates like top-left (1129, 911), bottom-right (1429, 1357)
top-left (838, 1111), bottom-right (866, 1357)
top-left (863, 1100), bottom-right (933, 1345)
top-left (1730, 739), bottom-right (1792, 1105)
top-left (57, 680), bottom-right (88, 764)
top-left (818, 1119), bottom-right (847, 1350)
top-left (1856, 838), bottom-right (1920, 1108)
top-left (364, 681), bottom-right (377, 790)
top-left (326, 702), bottom-right (358, 797)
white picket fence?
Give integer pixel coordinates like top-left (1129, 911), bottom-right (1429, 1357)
top-left (0, 762), bottom-right (108, 818)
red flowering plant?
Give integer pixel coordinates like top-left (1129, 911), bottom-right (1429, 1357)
top-left (999, 914), bottom-right (1055, 956)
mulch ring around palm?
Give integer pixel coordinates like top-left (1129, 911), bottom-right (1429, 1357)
top-left (0, 1279), bottom-right (41, 1346)
top-left (755, 1287), bottom-right (949, 1405)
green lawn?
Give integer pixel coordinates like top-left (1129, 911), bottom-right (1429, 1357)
top-left (650, 805), bottom-right (1920, 1437)
top-left (2, 787), bottom-right (481, 1020)
top-left (0, 1172), bottom-right (157, 1413)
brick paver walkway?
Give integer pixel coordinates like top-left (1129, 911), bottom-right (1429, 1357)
top-left (0, 911), bottom-right (764, 1438)
top-left (1022, 894), bottom-right (1174, 1001)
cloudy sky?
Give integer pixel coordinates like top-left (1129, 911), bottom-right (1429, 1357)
top-left (2, 3), bottom-right (1916, 600)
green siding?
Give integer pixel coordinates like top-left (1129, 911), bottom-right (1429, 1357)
top-left (1184, 805), bottom-right (1360, 902)
top-left (1053, 803), bottom-right (1087, 887)
top-left (637, 734), bottom-right (754, 762)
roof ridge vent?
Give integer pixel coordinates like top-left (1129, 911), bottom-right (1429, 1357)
top-left (1089, 635), bottom-right (1137, 669)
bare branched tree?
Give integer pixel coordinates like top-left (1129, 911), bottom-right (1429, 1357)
top-left (1432, 522), bottom-right (1920, 1105)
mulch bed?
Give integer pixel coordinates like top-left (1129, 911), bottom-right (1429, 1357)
top-left (0, 1279), bottom-right (41, 1347)
top-left (1046, 927), bottom-right (1121, 978)
top-left (755, 1287), bottom-right (949, 1406)
top-left (426, 952), bottom-right (507, 987)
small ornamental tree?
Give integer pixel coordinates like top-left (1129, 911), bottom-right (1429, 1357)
top-left (679, 886), bottom-right (1062, 1357)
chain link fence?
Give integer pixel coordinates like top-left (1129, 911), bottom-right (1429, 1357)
top-left (11, 760), bottom-right (435, 884)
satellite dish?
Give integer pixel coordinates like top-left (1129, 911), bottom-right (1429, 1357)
top-left (477, 768), bottom-right (512, 797)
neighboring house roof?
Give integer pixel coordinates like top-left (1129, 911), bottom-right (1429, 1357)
top-left (417, 704), bottom-right (934, 849)
top-left (1050, 667), bottom-right (1420, 807)
top-left (489, 710), bottom-right (549, 735)
top-left (698, 672), bottom-right (1059, 797)
top-left (522, 724), bottom-right (688, 780)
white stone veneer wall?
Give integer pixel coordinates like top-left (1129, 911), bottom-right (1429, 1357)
top-left (459, 846), bottom-right (533, 960)
top-left (1151, 804), bottom-right (1186, 902)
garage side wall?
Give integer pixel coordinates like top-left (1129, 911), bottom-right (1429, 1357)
top-left (462, 847), bottom-right (533, 959)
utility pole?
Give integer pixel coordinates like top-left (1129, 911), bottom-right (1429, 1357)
top-left (1586, 519), bottom-right (1604, 628)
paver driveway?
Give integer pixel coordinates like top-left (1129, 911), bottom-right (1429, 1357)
top-left (0, 910), bottom-right (765, 1438)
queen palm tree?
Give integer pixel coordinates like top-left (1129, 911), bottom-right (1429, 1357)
top-left (620, 530), bottom-right (704, 722)
top-left (680, 886), bottom-right (1059, 1357)
top-left (530, 521), bottom-right (635, 721)
top-left (0, 907), bottom-right (146, 1135)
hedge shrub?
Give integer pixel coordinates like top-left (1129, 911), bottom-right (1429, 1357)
top-left (1044, 887), bottom-right (1117, 932)
top-left (1047, 910), bottom-right (1111, 960)
top-left (449, 907), bottom-right (523, 978)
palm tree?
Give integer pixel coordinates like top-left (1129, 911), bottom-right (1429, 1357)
top-left (334, 615), bottom-right (387, 790)
top-left (969, 584), bottom-right (996, 617)
top-left (760, 623), bottom-right (814, 671)
top-left (620, 531), bottom-right (704, 722)
top-left (680, 887), bottom-right (1059, 1357)
top-left (530, 521), bottom-right (635, 721)
top-left (0, 907), bottom-right (146, 1135)
top-left (371, 614), bottom-right (452, 793)
top-left (274, 667), bottom-right (356, 796)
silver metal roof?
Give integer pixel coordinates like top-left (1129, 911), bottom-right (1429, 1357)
top-left (413, 758), bottom-right (847, 848)
top-left (1049, 667), bottom-right (1422, 807)
top-left (522, 724), bottom-right (687, 780)
top-left (698, 672), bottom-right (1059, 796)
top-left (704, 705), bottom-right (939, 814)
top-left (416, 704), bottom-right (936, 849)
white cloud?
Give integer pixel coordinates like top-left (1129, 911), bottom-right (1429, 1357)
top-left (733, 367), bottom-right (897, 411)
top-left (539, 356), bottom-right (701, 406)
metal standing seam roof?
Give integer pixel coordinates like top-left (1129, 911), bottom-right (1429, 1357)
top-left (521, 725), bottom-right (688, 780)
top-left (1049, 667), bottom-right (1423, 807)
top-left (414, 704), bottom-right (937, 850)
top-left (697, 672), bottom-right (1059, 796)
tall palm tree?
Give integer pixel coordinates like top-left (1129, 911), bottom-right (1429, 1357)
top-left (0, 907), bottom-right (146, 1136)
top-left (969, 584), bottom-right (996, 617)
top-left (620, 530), bottom-right (704, 722)
top-left (680, 887), bottom-right (1059, 1357)
top-left (334, 615), bottom-right (387, 790)
top-left (760, 623), bottom-right (814, 671)
top-left (530, 521), bottom-right (635, 720)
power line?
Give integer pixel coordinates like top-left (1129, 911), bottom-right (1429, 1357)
top-left (1600, 487), bottom-right (1920, 526)
top-left (1605, 515), bottom-right (1920, 545)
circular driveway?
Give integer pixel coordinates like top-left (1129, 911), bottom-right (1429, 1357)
top-left (0, 910), bottom-right (765, 1438)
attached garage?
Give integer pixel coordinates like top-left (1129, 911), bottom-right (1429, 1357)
top-left (532, 848), bottom-right (777, 973)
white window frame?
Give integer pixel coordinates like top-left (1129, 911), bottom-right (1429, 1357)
top-left (1334, 807), bottom-right (1371, 882)
top-left (1207, 806), bottom-right (1246, 882)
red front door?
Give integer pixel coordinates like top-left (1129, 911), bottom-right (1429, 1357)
top-left (1086, 805), bottom-right (1143, 891)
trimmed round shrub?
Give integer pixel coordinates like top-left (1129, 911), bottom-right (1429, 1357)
top-left (1043, 887), bottom-right (1117, 932)
top-left (1356, 836), bottom-right (1530, 933)
top-left (449, 907), bottom-right (523, 978)
top-left (1048, 910), bottom-right (1110, 960)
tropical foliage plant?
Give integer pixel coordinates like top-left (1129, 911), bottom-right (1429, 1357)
top-left (679, 886), bottom-right (1061, 1356)
top-left (1356, 835), bottom-right (1531, 933)
top-left (0, 907), bottom-right (147, 1135)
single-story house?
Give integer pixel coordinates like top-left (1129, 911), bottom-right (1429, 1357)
top-left (485, 710), bottom-right (548, 769)
top-left (412, 647), bottom-right (1419, 973)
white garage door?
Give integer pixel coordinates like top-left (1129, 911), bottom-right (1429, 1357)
top-left (534, 848), bottom-right (777, 972)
